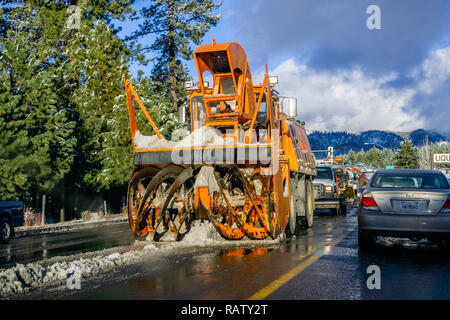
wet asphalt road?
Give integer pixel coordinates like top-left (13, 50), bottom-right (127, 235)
top-left (0, 223), bottom-right (134, 269)
top-left (53, 206), bottom-right (449, 300)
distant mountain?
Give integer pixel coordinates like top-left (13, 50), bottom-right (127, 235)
top-left (308, 129), bottom-right (449, 158)
top-left (408, 129), bottom-right (448, 146)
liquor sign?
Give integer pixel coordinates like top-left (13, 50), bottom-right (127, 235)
top-left (433, 154), bottom-right (450, 164)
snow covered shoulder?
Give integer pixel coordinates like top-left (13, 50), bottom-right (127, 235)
top-left (0, 220), bottom-right (279, 298)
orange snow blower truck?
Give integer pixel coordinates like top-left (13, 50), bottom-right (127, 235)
top-left (123, 41), bottom-right (316, 241)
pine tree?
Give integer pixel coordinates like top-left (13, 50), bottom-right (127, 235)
top-left (393, 139), bottom-right (419, 169)
top-left (365, 147), bottom-right (385, 168)
top-left (355, 149), bottom-right (366, 165)
top-left (130, 0), bottom-right (222, 110)
top-left (66, 20), bottom-right (171, 191)
top-left (0, 2), bottom-right (76, 201)
top-left (346, 149), bottom-right (356, 164)
top-left (0, 0), bottom-right (192, 216)
top-left (59, 5), bottom-right (175, 192)
top-left (0, 0), bottom-right (137, 201)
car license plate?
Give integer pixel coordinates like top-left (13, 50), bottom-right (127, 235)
top-left (401, 201), bottom-right (419, 210)
top-left (396, 200), bottom-right (426, 212)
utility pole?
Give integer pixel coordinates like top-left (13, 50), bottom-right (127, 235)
top-left (41, 195), bottom-right (46, 226)
top-left (426, 132), bottom-right (432, 170)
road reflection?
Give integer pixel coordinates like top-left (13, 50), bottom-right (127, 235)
top-left (220, 247), bottom-right (270, 258)
top-left (0, 223), bottom-right (133, 268)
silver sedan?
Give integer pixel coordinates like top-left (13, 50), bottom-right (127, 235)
top-left (358, 169), bottom-right (450, 249)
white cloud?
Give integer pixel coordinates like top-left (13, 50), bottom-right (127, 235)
top-left (409, 46), bottom-right (450, 132)
top-left (414, 46), bottom-right (450, 94)
top-left (258, 59), bottom-right (419, 132)
top-left (251, 47), bottom-right (450, 133)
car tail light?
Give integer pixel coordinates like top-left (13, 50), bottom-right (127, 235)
top-left (361, 193), bottom-right (379, 210)
top-left (440, 197), bottom-right (450, 213)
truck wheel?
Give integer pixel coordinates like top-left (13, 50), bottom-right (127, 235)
top-left (287, 215), bottom-right (308, 237)
top-left (288, 174), bottom-right (306, 236)
top-left (304, 179), bottom-right (314, 228)
top-left (288, 175), bottom-right (297, 236)
top-left (339, 198), bottom-right (347, 216)
top-left (0, 217), bottom-right (12, 244)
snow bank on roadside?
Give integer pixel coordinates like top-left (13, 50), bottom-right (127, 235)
top-left (15, 215), bottom-right (127, 234)
top-left (0, 220), bottom-right (279, 298)
top-left (0, 220), bottom-right (222, 297)
top-left (0, 243), bottom-right (162, 298)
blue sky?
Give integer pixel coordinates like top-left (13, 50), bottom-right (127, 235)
top-left (117, 0), bottom-right (450, 134)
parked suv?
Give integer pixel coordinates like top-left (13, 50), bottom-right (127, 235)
top-left (0, 201), bottom-right (24, 244)
top-left (313, 165), bottom-right (348, 215)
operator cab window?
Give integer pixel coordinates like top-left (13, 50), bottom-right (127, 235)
top-left (255, 93), bottom-right (267, 113)
top-left (254, 92), bottom-right (267, 128)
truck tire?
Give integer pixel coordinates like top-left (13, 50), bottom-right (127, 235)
top-left (288, 177), bottom-right (298, 236)
top-left (288, 174), bottom-right (306, 236)
top-left (288, 178), bottom-right (297, 237)
top-left (339, 196), bottom-right (347, 216)
top-left (304, 178), bottom-right (314, 228)
top-left (0, 217), bottom-right (12, 244)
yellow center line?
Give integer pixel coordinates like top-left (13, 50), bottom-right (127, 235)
top-left (248, 225), bottom-right (357, 300)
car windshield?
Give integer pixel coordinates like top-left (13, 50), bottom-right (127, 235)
top-left (316, 167), bottom-right (333, 180)
top-left (371, 172), bottom-right (449, 189)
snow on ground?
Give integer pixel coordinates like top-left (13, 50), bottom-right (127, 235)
top-left (15, 215), bottom-right (127, 236)
top-left (182, 220), bottom-right (222, 243)
top-left (0, 220), bottom-right (280, 298)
